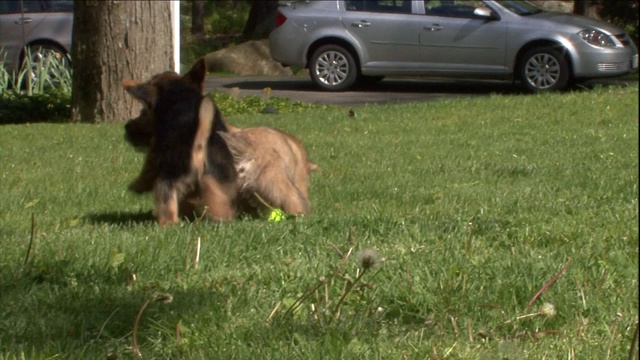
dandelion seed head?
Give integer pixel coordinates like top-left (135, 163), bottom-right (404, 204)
top-left (540, 302), bottom-right (556, 317)
top-left (357, 248), bottom-right (382, 270)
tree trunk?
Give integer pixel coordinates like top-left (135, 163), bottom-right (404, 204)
top-left (191, 0), bottom-right (205, 36)
top-left (71, 1), bottom-right (173, 123)
top-left (242, 0), bottom-right (278, 40)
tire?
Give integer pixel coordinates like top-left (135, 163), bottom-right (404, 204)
top-left (518, 47), bottom-right (569, 92)
top-left (309, 45), bottom-right (358, 91)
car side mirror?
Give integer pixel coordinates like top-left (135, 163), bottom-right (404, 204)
top-left (473, 7), bottom-right (498, 20)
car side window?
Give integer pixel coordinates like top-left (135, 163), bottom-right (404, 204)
top-left (424, 0), bottom-right (483, 18)
top-left (0, 0), bottom-right (20, 14)
top-left (0, 0), bottom-right (72, 14)
top-left (345, 0), bottom-right (412, 14)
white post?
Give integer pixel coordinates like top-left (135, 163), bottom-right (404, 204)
top-left (170, 0), bottom-right (180, 73)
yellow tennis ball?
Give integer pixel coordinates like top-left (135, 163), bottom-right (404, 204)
top-left (268, 208), bottom-right (285, 222)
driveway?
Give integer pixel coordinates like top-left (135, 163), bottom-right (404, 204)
top-left (203, 75), bottom-right (637, 106)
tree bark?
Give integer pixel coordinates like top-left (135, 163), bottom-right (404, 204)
top-left (191, 0), bottom-right (205, 36)
top-left (242, 0), bottom-right (278, 40)
top-left (71, 1), bottom-right (173, 123)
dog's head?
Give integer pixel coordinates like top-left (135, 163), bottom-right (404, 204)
top-left (122, 58), bottom-right (208, 149)
top-left (122, 57), bottom-right (206, 107)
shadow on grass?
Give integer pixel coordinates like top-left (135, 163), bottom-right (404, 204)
top-left (85, 211), bottom-right (266, 226)
top-left (0, 267), bottom-right (234, 357)
top-left (85, 210), bottom-right (155, 226)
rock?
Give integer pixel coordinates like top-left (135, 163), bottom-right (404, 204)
top-left (204, 40), bottom-right (293, 76)
top-left (529, 1), bottom-right (573, 14)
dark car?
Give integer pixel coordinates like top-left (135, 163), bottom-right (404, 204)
top-left (269, 0), bottom-right (638, 92)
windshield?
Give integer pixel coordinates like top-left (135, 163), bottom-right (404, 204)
top-left (494, 0), bottom-right (543, 16)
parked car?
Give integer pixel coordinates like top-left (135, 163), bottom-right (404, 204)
top-left (269, 0), bottom-right (638, 92)
top-left (0, 0), bottom-right (73, 76)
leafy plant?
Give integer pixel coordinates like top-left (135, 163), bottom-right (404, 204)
top-left (0, 47), bottom-right (72, 124)
top-left (0, 47), bottom-right (72, 96)
top-left (211, 90), bottom-right (329, 116)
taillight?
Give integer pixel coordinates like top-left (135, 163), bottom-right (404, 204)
top-left (275, 11), bottom-right (287, 28)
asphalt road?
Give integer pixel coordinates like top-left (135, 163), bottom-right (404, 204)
top-left (203, 75), bottom-right (637, 106)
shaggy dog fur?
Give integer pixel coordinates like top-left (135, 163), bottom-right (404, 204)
top-left (122, 58), bottom-right (317, 225)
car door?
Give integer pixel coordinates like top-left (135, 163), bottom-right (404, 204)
top-left (420, 0), bottom-right (508, 74)
top-left (0, 1), bottom-right (49, 71)
top-left (341, 0), bottom-right (428, 72)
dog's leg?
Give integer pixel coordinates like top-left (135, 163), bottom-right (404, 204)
top-left (200, 176), bottom-right (236, 221)
top-left (129, 150), bottom-right (158, 193)
top-left (154, 181), bottom-right (179, 226)
top-left (253, 166), bottom-right (310, 216)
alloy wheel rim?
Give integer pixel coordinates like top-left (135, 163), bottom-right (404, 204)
top-left (525, 53), bottom-right (560, 90)
top-left (315, 51), bottom-right (349, 86)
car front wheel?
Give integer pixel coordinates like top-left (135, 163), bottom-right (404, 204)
top-left (518, 47), bottom-right (569, 92)
top-left (309, 45), bottom-right (357, 91)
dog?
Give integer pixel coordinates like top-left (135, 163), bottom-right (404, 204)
top-left (122, 58), bottom-right (317, 225)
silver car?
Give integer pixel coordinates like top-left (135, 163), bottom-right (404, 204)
top-left (0, 0), bottom-right (73, 76)
top-left (269, 0), bottom-right (638, 91)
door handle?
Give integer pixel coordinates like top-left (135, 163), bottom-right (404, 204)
top-left (425, 24), bottom-right (443, 31)
top-left (15, 17), bottom-right (32, 25)
top-left (351, 21), bottom-right (371, 28)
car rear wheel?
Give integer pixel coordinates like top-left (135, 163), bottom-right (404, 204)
top-left (20, 43), bottom-right (71, 86)
top-left (309, 45), bottom-right (357, 91)
top-left (518, 47), bottom-right (569, 92)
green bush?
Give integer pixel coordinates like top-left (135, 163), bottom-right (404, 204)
top-left (0, 90), bottom-right (71, 124)
top-left (211, 92), bottom-right (328, 116)
top-left (0, 47), bottom-right (72, 124)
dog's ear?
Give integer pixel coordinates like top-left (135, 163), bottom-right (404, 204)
top-left (122, 80), bottom-right (158, 108)
top-left (182, 58), bottom-right (207, 91)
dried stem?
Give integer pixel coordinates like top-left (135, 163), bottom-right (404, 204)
top-left (23, 213), bottom-right (35, 269)
top-left (331, 246), bottom-right (354, 280)
top-left (133, 299), bottom-right (152, 357)
top-left (595, 268), bottom-right (608, 292)
top-left (628, 319), bottom-right (639, 360)
top-left (504, 312), bottom-right (539, 324)
top-left (526, 258), bottom-right (571, 310)
top-left (175, 322), bottom-right (181, 344)
top-left (282, 278), bottom-right (326, 319)
top-left (606, 317), bottom-right (620, 360)
top-left (450, 316), bottom-right (460, 338)
top-left (506, 329), bottom-right (560, 340)
top-left (194, 237), bottom-right (201, 269)
top-left (266, 301), bottom-right (282, 323)
top-left (329, 268), bottom-right (368, 324)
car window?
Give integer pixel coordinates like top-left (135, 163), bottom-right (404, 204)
top-left (345, 0), bottom-right (412, 14)
top-left (494, 0), bottom-right (542, 15)
top-left (0, 0), bottom-right (73, 14)
top-left (424, 0), bottom-right (484, 18)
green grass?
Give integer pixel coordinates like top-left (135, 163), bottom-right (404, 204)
top-left (0, 85), bottom-right (638, 359)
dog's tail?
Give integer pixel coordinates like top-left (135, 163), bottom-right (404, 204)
top-left (192, 97), bottom-right (215, 171)
top-left (217, 131), bottom-right (251, 163)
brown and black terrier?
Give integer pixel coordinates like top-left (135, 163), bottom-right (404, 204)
top-left (122, 58), bottom-right (317, 225)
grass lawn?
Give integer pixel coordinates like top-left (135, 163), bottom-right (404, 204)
top-left (0, 85), bottom-right (638, 359)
